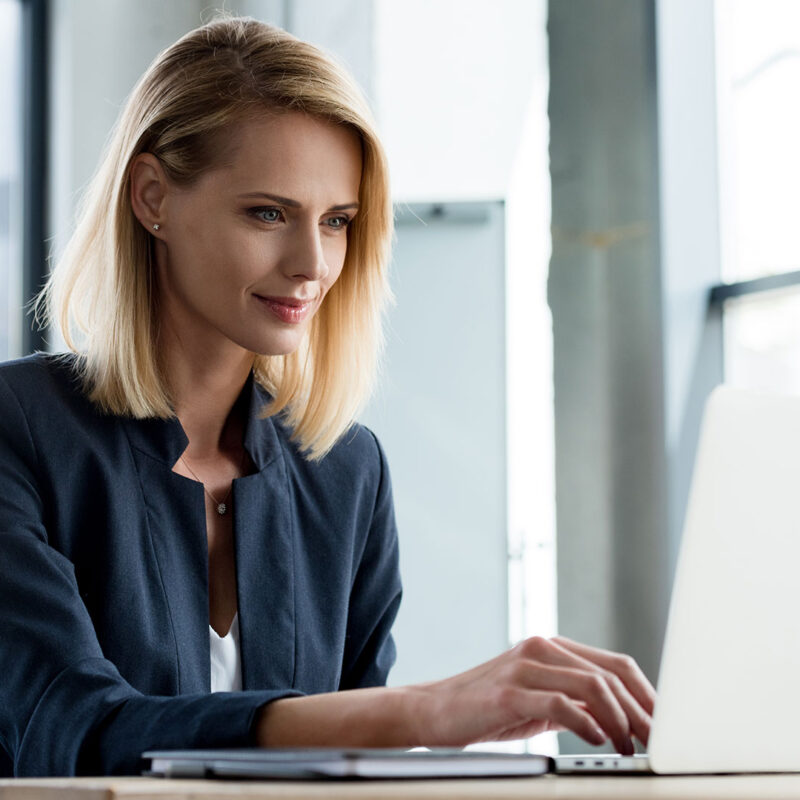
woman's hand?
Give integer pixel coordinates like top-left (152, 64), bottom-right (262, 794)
top-left (257, 635), bottom-right (655, 754)
top-left (406, 635), bottom-right (656, 755)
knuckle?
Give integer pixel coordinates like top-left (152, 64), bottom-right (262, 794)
top-left (520, 635), bottom-right (551, 660)
top-left (508, 658), bottom-right (534, 684)
top-left (584, 674), bottom-right (607, 699)
top-left (615, 653), bottom-right (637, 675)
top-left (604, 670), bottom-right (625, 693)
top-left (545, 692), bottom-right (571, 716)
top-left (494, 685), bottom-right (522, 712)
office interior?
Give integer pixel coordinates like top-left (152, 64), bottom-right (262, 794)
top-left (1, 0), bottom-right (796, 757)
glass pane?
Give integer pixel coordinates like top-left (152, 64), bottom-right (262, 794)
top-left (724, 287), bottom-right (800, 395)
top-left (716, 0), bottom-right (800, 283)
top-left (0, 0), bottom-right (23, 359)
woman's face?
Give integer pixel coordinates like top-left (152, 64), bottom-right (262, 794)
top-left (151, 111), bottom-right (362, 358)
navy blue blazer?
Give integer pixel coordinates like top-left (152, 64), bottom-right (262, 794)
top-left (0, 354), bottom-right (401, 776)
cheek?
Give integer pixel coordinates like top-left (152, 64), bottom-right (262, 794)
top-left (187, 223), bottom-right (268, 282)
top-left (323, 237), bottom-right (350, 287)
top-left (168, 213), bottom-right (226, 274)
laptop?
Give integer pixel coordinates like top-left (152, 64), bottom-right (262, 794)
top-left (557, 385), bottom-right (800, 774)
top-left (143, 748), bottom-right (552, 780)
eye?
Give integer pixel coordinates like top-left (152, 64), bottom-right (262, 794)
top-left (325, 215), bottom-right (352, 230)
top-left (251, 207), bottom-right (284, 223)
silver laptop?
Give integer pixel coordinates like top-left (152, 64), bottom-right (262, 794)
top-left (557, 385), bottom-right (800, 774)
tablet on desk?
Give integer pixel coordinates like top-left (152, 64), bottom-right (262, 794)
top-left (143, 747), bottom-right (553, 780)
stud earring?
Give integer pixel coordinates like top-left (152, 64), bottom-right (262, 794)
top-left (152, 223), bottom-right (160, 231)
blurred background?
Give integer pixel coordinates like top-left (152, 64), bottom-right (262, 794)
top-left (2, 0), bottom-right (798, 755)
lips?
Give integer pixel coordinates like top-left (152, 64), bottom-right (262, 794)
top-left (254, 294), bottom-right (314, 324)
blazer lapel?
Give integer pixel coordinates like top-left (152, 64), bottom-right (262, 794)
top-left (123, 376), bottom-right (297, 694)
top-left (125, 433), bottom-right (212, 694)
top-left (235, 380), bottom-right (296, 690)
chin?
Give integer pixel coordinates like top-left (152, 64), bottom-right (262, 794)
top-left (242, 333), bottom-right (306, 358)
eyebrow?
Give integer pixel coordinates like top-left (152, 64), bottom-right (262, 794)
top-left (237, 192), bottom-right (359, 212)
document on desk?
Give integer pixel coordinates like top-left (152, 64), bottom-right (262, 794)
top-left (143, 747), bottom-right (553, 780)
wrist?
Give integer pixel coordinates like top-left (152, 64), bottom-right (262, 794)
top-left (398, 682), bottom-right (437, 747)
top-left (255, 685), bottom-right (434, 749)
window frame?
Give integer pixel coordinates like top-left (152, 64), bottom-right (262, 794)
top-left (710, 271), bottom-right (800, 305)
top-left (20, 0), bottom-right (48, 354)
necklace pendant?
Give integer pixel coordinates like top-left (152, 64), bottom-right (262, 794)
top-left (217, 503), bottom-right (227, 515)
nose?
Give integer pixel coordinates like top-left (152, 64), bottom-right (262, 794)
top-left (284, 221), bottom-right (329, 283)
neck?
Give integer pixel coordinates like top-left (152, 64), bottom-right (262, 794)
top-left (158, 320), bottom-right (256, 462)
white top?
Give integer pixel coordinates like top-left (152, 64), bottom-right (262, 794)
top-left (209, 612), bottom-right (242, 693)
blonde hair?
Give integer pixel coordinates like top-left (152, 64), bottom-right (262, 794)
top-left (37, 16), bottom-right (393, 460)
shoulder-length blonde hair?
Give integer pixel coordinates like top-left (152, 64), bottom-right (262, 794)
top-left (37, 16), bottom-right (393, 461)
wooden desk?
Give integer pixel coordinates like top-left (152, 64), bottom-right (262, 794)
top-left (3, 775), bottom-right (800, 800)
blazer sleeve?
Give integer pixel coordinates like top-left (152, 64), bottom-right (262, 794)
top-left (338, 430), bottom-right (403, 690)
top-left (0, 373), bottom-right (301, 777)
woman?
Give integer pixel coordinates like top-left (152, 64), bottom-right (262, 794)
top-left (0, 16), bottom-right (654, 776)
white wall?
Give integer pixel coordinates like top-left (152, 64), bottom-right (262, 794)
top-left (375, 0), bottom-right (547, 203)
top-left (360, 202), bottom-right (509, 686)
top-left (282, 0), bottom-right (375, 103)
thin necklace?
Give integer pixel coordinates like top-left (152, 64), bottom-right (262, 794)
top-left (180, 450), bottom-right (246, 516)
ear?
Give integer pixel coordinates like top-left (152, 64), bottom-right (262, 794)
top-left (130, 153), bottom-right (169, 236)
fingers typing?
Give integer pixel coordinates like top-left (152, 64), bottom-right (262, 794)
top-left (510, 636), bottom-right (653, 753)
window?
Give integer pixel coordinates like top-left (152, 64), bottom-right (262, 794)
top-left (0, 0), bottom-right (23, 359)
top-left (716, 0), bottom-right (800, 394)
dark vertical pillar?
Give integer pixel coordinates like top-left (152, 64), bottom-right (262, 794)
top-left (21, 0), bottom-right (49, 353)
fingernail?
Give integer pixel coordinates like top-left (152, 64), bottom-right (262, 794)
top-left (592, 727), bottom-right (607, 744)
top-left (621, 738), bottom-right (634, 756)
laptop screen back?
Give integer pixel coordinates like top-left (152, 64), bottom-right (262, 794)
top-left (649, 386), bottom-right (800, 773)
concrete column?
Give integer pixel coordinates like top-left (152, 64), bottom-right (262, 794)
top-left (548, 0), bottom-right (669, 714)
